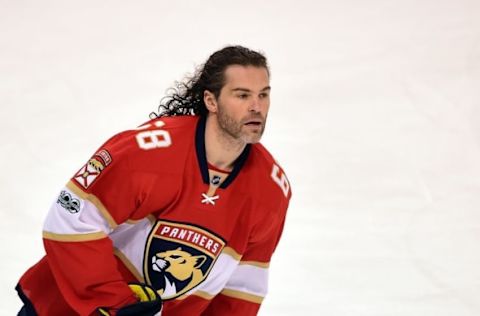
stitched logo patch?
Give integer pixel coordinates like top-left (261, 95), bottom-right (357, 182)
top-left (144, 220), bottom-right (225, 300)
top-left (73, 149), bottom-right (112, 189)
top-left (57, 190), bottom-right (81, 214)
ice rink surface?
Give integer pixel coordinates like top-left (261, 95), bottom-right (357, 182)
top-left (1, 0), bottom-right (480, 315)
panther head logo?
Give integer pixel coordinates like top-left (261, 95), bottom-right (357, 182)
top-left (151, 247), bottom-right (207, 297)
top-left (144, 221), bottom-right (225, 300)
top-left (88, 158), bottom-right (105, 172)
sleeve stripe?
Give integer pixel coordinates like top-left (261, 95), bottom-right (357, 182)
top-left (221, 247), bottom-right (270, 267)
top-left (67, 181), bottom-right (118, 229)
top-left (220, 288), bottom-right (264, 304)
top-left (191, 253), bottom-right (238, 296)
top-left (239, 260), bottom-right (270, 268)
top-left (186, 290), bottom-right (215, 301)
top-left (114, 248), bottom-right (145, 283)
top-left (43, 231), bottom-right (107, 242)
top-left (221, 246), bottom-right (242, 261)
top-left (223, 263), bottom-right (269, 298)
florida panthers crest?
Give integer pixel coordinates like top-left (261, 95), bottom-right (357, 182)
top-left (144, 220), bottom-right (225, 300)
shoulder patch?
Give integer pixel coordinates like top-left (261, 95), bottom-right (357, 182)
top-left (57, 190), bottom-right (81, 214)
top-left (73, 149), bottom-right (113, 189)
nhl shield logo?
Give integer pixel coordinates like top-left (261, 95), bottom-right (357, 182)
top-left (144, 220), bottom-right (225, 300)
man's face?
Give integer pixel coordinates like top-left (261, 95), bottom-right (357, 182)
top-left (214, 65), bottom-right (271, 144)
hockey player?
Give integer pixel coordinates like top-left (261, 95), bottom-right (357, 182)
top-left (16, 45), bottom-right (291, 316)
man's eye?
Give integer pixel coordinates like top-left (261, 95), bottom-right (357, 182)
top-left (238, 94), bottom-right (249, 99)
top-left (259, 93), bottom-right (269, 99)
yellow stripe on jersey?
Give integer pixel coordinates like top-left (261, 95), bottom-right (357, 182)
top-left (43, 231), bottom-right (106, 242)
top-left (177, 290), bottom-right (216, 301)
top-left (222, 247), bottom-right (270, 268)
top-left (114, 248), bottom-right (145, 283)
top-left (221, 246), bottom-right (242, 261)
top-left (127, 215), bottom-right (156, 225)
top-left (125, 219), bottom-right (142, 225)
top-left (67, 181), bottom-right (118, 229)
top-left (193, 290), bottom-right (216, 300)
top-left (221, 288), bottom-right (264, 304)
top-left (239, 260), bottom-right (270, 269)
top-left (147, 214), bottom-right (156, 225)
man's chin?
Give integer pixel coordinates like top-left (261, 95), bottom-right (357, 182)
top-left (242, 133), bottom-right (263, 144)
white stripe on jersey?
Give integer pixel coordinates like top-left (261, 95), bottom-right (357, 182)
top-left (192, 252), bottom-right (239, 296)
top-left (110, 218), bottom-right (155, 280)
top-left (43, 187), bottom-right (111, 236)
top-left (223, 263), bottom-right (269, 298)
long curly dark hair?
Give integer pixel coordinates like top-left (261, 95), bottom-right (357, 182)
top-left (151, 45), bottom-right (269, 118)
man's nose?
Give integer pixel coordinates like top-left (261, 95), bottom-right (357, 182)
top-left (248, 97), bottom-right (261, 112)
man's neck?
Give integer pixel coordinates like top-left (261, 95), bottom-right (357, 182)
top-left (204, 114), bottom-right (246, 171)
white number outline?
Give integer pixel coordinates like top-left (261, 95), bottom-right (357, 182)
top-left (271, 164), bottom-right (290, 197)
top-left (135, 121), bottom-right (172, 150)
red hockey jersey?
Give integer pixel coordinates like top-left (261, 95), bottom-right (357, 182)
top-left (17, 115), bottom-right (291, 315)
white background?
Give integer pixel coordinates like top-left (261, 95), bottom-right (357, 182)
top-left (1, 0), bottom-right (480, 315)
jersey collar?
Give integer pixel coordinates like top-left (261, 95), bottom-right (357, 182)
top-left (195, 115), bottom-right (251, 189)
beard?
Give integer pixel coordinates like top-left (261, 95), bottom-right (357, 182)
top-left (216, 105), bottom-right (266, 144)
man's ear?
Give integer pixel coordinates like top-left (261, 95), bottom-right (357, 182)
top-left (204, 90), bottom-right (218, 113)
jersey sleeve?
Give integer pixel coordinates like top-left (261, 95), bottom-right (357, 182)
top-left (41, 129), bottom-right (158, 315)
top-left (202, 185), bottom-right (291, 316)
